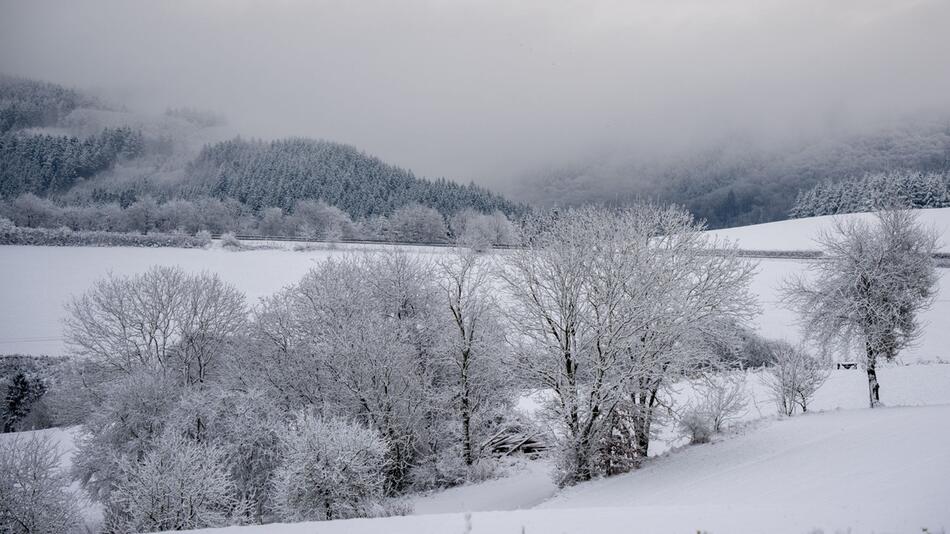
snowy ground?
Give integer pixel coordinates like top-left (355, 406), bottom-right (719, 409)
top-left (10, 364), bottom-right (947, 533)
top-left (706, 206), bottom-right (950, 252)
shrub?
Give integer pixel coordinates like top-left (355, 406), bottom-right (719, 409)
top-left (272, 413), bottom-right (388, 522)
top-left (0, 434), bottom-right (81, 534)
top-left (678, 409), bottom-right (713, 444)
top-left (107, 434), bottom-right (245, 533)
top-left (764, 342), bottom-right (830, 416)
top-left (220, 232), bottom-right (243, 250)
top-left (0, 219), bottom-right (209, 248)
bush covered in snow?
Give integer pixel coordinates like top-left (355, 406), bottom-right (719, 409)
top-left (219, 231), bottom-right (243, 250)
top-left (0, 434), bottom-right (81, 534)
top-left (0, 218), bottom-right (210, 248)
top-left (271, 413), bottom-right (388, 522)
top-left (107, 435), bottom-right (245, 533)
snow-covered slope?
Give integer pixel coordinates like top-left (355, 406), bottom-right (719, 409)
top-left (706, 207), bottom-right (950, 252)
top-left (164, 402), bottom-right (950, 534)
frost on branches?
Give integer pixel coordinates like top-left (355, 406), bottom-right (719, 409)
top-left (784, 210), bottom-right (939, 407)
top-left (500, 205), bottom-right (757, 485)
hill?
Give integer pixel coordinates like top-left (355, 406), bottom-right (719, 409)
top-left (705, 206), bottom-right (950, 253)
top-left (511, 118), bottom-right (950, 228)
top-left (0, 75), bottom-right (524, 229)
top-left (183, 137), bottom-right (523, 218)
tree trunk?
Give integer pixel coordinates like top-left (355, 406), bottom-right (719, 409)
top-left (631, 394), bottom-right (652, 460)
top-left (460, 356), bottom-right (473, 465)
top-left (866, 344), bottom-right (880, 408)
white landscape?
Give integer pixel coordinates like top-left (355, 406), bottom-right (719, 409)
top-left (2, 209), bottom-right (950, 533)
top-left (3, 3), bottom-right (950, 532)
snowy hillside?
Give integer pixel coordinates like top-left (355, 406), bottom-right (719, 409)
top-left (706, 207), bottom-right (950, 252)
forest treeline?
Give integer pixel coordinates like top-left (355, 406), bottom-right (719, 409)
top-left (789, 170), bottom-right (950, 218)
top-left (184, 138), bottom-right (523, 219)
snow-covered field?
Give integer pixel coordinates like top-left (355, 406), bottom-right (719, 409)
top-left (707, 206), bottom-right (950, 252)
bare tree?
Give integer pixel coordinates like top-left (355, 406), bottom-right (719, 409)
top-left (65, 266), bottom-right (247, 387)
top-left (763, 342), bottom-right (829, 416)
top-left (501, 205), bottom-right (756, 484)
top-left (499, 207), bottom-right (628, 485)
top-left (437, 244), bottom-right (509, 466)
top-left (784, 210), bottom-right (939, 407)
top-left (616, 206), bottom-right (757, 462)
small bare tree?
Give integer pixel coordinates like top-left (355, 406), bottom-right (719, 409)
top-left (677, 371), bottom-right (747, 445)
top-left (784, 210), bottom-right (939, 407)
top-left (764, 342), bottom-right (829, 416)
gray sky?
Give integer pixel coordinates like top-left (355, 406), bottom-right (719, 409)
top-left (2, 0), bottom-right (949, 186)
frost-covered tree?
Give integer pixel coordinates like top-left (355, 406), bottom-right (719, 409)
top-left (763, 342), bottom-right (829, 416)
top-left (501, 205), bottom-right (756, 484)
top-left (236, 252), bottom-right (476, 492)
top-left (617, 206), bottom-right (757, 462)
top-left (108, 434), bottom-right (244, 533)
top-left (65, 266), bottom-right (246, 387)
top-left (388, 204), bottom-right (448, 243)
top-left (784, 210), bottom-right (939, 407)
top-left (500, 207), bottom-right (626, 484)
top-left (437, 245), bottom-right (511, 467)
top-left (0, 434), bottom-right (81, 534)
top-left (271, 413), bottom-right (388, 522)
top-left (72, 371), bottom-right (181, 503)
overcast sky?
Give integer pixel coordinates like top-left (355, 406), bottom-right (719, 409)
top-left (1, 0), bottom-right (949, 186)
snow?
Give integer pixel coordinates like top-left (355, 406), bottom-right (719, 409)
top-left (410, 458), bottom-right (556, 515)
top-left (706, 207), bottom-right (950, 252)
top-left (2, 209), bottom-right (950, 533)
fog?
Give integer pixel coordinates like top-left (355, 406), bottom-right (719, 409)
top-left (1, 0), bottom-right (949, 187)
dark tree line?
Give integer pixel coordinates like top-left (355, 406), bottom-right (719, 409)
top-left (0, 74), bottom-right (101, 133)
top-left (514, 119), bottom-right (950, 228)
top-left (184, 137), bottom-right (525, 219)
top-left (789, 170), bottom-right (950, 218)
top-left (0, 128), bottom-right (144, 197)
